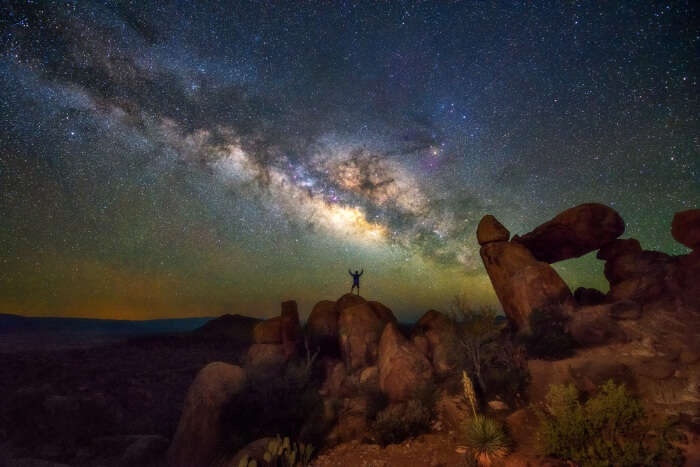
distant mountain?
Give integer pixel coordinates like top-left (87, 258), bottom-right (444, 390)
top-left (0, 313), bottom-right (214, 336)
top-left (193, 313), bottom-right (261, 345)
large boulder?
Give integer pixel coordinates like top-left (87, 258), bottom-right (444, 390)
top-left (253, 316), bottom-right (281, 344)
top-left (479, 238), bottom-right (573, 331)
top-left (335, 293), bottom-right (367, 312)
top-left (338, 303), bottom-right (388, 372)
top-left (337, 297), bottom-right (396, 372)
top-left (246, 344), bottom-right (287, 374)
top-left (368, 301), bottom-right (397, 324)
top-left (596, 238), bottom-right (642, 261)
top-left (306, 300), bottom-right (340, 355)
top-left (411, 310), bottom-right (460, 376)
top-left (167, 362), bottom-right (247, 467)
top-left (378, 323), bottom-right (433, 402)
top-left (477, 215), bottom-right (510, 245)
top-left (672, 209), bottom-right (700, 250)
top-left (513, 203), bottom-right (625, 263)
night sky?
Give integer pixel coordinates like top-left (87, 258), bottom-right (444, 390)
top-left (1, 1), bottom-right (697, 320)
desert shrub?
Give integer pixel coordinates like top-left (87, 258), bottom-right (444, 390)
top-left (537, 380), bottom-right (684, 466)
top-left (221, 356), bottom-right (326, 454)
top-left (523, 306), bottom-right (576, 360)
top-left (372, 399), bottom-right (432, 445)
top-left (461, 415), bottom-right (510, 465)
top-left (483, 331), bottom-right (530, 406)
top-left (450, 295), bottom-right (503, 394)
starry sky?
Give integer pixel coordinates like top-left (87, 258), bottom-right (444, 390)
top-left (1, 1), bottom-right (697, 321)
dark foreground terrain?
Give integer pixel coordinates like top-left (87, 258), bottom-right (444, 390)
top-left (0, 315), bottom-right (258, 467)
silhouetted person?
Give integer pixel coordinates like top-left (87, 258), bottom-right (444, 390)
top-left (349, 269), bottom-right (363, 295)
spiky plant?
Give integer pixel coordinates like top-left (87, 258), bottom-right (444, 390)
top-left (462, 370), bottom-right (478, 417)
top-left (462, 415), bottom-right (510, 466)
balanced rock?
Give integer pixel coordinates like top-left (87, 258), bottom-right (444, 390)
top-left (306, 300), bottom-right (340, 354)
top-left (513, 203), bottom-right (625, 263)
top-left (167, 362), bottom-right (247, 467)
top-left (480, 238), bottom-right (572, 331)
top-left (253, 316), bottom-right (281, 344)
top-left (411, 310), bottom-right (460, 376)
top-left (477, 215), bottom-right (510, 245)
top-left (672, 209), bottom-right (700, 250)
top-left (378, 323), bottom-right (433, 402)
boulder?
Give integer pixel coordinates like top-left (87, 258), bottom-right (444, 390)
top-left (336, 293), bottom-right (367, 312)
top-left (368, 301), bottom-right (397, 324)
top-left (338, 303), bottom-right (389, 371)
top-left (672, 209), bottom-right (700, 250)
top-left (246, 344), bottom-right (287, 374)
top-left (573, 287), bottom-right (607, 306)
top-left (359, 366), bottom-right (379, 388)
top-left (604, 250), bottom-right (676, 303)
top-left (411, 310), bottom-right (460, 376)
top-left (479, 238), bottom-right (572, 331)
top-left (596, 238), bottom-right (642, 261)
top-left (253, 317), bottom-right (281, 344)
top-left (477, 214), bottom-right (510, 245)
top-left (513, 203), bottom-right (625, 263)
top-left (280, 300), bottom-right (301, 357)
top-left (569, 305), bottom-right (627, 347)
top-left (167, 362), bottom-right (247, 467)
top-left (306, 300), bottom-right (339, 354)
top-left (377, 323), bottom-right (433, 402)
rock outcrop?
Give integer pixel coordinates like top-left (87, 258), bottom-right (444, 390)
top-left (672, 208), bottom-right (700, 250)
top-left (476, 215), bottom-right (510, 245)
top-left (513, 203), bottom-right (625, 263)
top-left (306, 300), bottom-right (339, 354)
top-left (167, 362), bottom-right (247, 467)
top-left (253, 317), bottom-right (282, 344)
top-left (411, 310), bottom-right (460, 376)
top-left (479, 237), bottom-right (573, 331)
top-left (338, 295), bottom-right (395, 372)
top-left (378, 323), bottom-right (433, 402)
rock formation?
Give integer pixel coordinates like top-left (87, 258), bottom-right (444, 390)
top-left (479, 238), bottom-right (573, 330)
top-left (306, 300), bottom-right (339, 354)
top-left (476, 214), bottom-right (510, 245)
top-left (672, 208), bottom-right (700, 250)
top-left (410, 310), bottom-right (460, 376)
top-left (378, 323), bottom-right (434, 402)
top-left (337, 295), bottom-right (396, 371)
top-left (512, 203), bottom-right (625, 263)
top-left (167, 362), bottom-right (247, 467)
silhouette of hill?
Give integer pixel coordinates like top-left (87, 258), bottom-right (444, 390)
top-left (193, 313), bottom-right (261, 345)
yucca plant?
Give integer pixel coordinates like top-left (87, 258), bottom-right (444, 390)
top-left (462, 415), bottom-right (510, 466)
top-left (462, 370), bottom-right (478, 417)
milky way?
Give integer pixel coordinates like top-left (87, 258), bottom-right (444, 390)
top-left (1, 1), bottom-right (697, 320)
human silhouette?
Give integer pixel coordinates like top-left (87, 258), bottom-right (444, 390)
top-left (348, 269), bottom-right (363, 295)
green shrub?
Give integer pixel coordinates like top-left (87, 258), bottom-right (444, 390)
top-left (372, 399), bottom-right (432, 445)
top-left (537, 380), bottom-right (684, 466)
top-left (461, 415), bottom-right (510, 465)
top-left (523, 306), bottom-right (577, 360)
